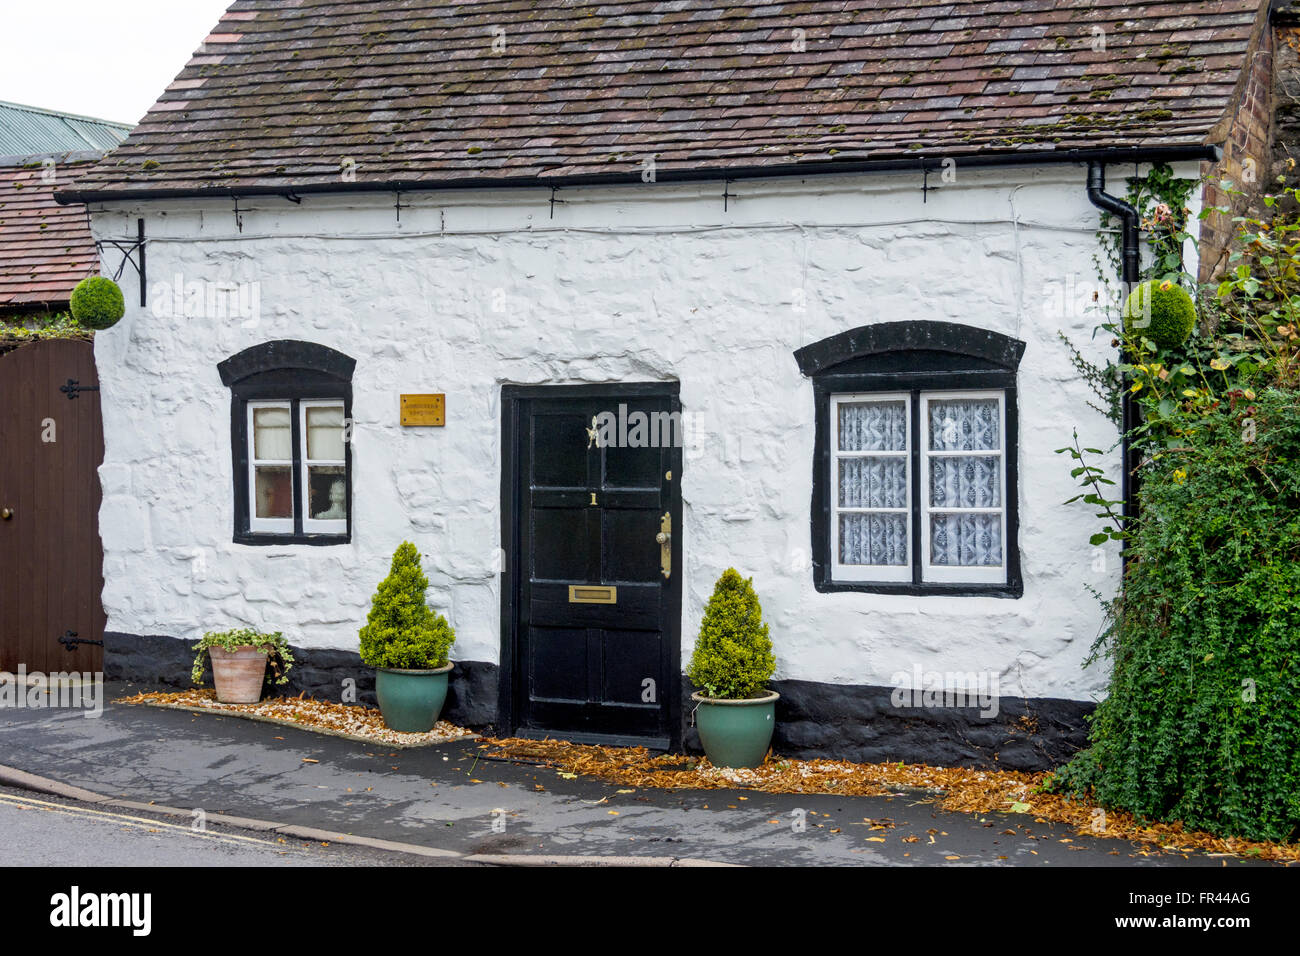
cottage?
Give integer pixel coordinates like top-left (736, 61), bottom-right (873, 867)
top-left (52, 0), bottom-right (1285, 769)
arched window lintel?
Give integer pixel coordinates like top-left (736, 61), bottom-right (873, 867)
top-left (794, 321), bottom-right (1025, 377)
top-left (218, 339), bottom-right (356, 387)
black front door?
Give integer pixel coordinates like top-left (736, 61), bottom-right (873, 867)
top-left (501, 384), bottom-right (682, 749)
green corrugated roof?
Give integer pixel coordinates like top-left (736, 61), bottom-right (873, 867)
top-left (0, 100), bottom-right (131, 156)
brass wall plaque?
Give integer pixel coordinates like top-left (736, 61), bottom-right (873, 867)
top-left (401, 394), bottom-right (445, 427)
top-left (568, 585), bottom-right (617, 604)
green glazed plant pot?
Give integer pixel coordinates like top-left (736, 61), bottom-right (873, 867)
top-left (691, 690), bottom-right (779, 769)
top-left (375, 663), bottom-right (453, 733)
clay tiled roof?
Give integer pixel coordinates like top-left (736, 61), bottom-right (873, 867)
top-left (0, 161), bottom-right (100, 310)
top-left (64, 0), bottom-right (1268, 198)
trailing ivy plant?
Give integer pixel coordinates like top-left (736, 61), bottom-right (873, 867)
top-left (1057, 332), bottom-right (1123, 426)
top-left (1062, 163), bottom-right (1202, 429)
top-left (1055, 429), bottom-right (1126, 547)
top-left (1093, 161), bottom-right (1200, 287)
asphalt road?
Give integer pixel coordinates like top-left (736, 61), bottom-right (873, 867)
top-left (0, 784), bottom-right (467, 866)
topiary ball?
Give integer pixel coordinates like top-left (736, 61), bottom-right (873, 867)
top-left (1122, 279), bottom-right (1195, 349)
top-left (69, 276), bottom-right (125, 330)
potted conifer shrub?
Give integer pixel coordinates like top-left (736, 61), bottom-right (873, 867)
top-left (359, 541), bottom-right (457, 732)
top-left (191, 628), bottom-right (294, 704)
top-left (687, 568), bottom-right (778, 768)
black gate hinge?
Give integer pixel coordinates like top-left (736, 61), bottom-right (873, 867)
top-left (60, 379), bottom-right (100, 400)
top-left (58, 630), bottom-right (104, 651)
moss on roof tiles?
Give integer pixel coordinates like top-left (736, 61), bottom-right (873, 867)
top-left (68, 0), bottom-right (1263, 195)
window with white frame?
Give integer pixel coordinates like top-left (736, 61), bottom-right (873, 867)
top-left (798, 321), bottom-right (1023, 596)
top-left (246, 398), bottom-right (349, 537)
top-left (301, 401), bottom-right (348, 534)
top-left (920, 392), bottom-right (1006, 584)
top-left (831, 394), bottom-right (912, 582)
top-left (831, 389), bottom-right (1007, 585)
top-left (218, 340), bottom-right (355, 546)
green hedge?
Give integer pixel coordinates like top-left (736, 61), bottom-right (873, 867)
top-left (1051, 389), bottom-right (1300, 842)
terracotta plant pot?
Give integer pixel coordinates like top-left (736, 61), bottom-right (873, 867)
top-left (208, 645), bottom-right (269, 703)
top-left (691, 690), bottom-right (780, 768)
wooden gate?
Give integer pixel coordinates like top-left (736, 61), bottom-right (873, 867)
top-left (0, 338), bottom-right (105, 674)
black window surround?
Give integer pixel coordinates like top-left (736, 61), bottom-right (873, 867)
top-left (218, 340), bottom-right (355, 546)
top-left (795, 321), bottom-right (1025, 598)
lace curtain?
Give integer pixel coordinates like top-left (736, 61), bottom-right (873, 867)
top-left (840, 513), bottom-right (908, 566)
top-left (930, 513), bottom-right (1001, 566)
top-left (839, 458), bottom-right (907, 509)
top-left (837, 401), bottom-right (908, 565)
top-left (838, 400), bottom-right (906, 453)
top-left (928, 398), bottom-right (1001, 567)
top-left (836, 397), bottom-right (1004, 570)
top-left (928, 399), bottom-right (999, 451)
top-left (930, 456), bottom-right (1000, 509)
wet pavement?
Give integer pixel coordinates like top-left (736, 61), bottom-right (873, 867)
top-left (0, 682), bottom-right (1270, 867)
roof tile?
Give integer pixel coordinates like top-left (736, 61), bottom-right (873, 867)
top-left (66, 0), bottom-right (1269, 196)
top-left (0, 162), bottom-right (100, 308)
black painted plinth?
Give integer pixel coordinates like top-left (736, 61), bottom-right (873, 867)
top-left (105, 632), bottom-right (1090, 771)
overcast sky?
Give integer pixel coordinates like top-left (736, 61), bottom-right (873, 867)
top-left (0, 0), bottom-right (233, 125)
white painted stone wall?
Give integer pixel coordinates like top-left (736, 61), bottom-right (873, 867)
top-left (87, 162), bottom-right (1200, 701)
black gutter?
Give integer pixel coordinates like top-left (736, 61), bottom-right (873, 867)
top-left (54, 143), bottom-right (1221, 206)
top-left (1084, 160), bottom-right (1144, 554)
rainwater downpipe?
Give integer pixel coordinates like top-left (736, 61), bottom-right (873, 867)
top-left (1085, 161), bottom-right (1140, 555)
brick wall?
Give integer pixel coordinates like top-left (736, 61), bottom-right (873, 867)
top-left (1199, 20), bottom-right (1275, 283)
top-left (1271, 18), bottom-right (1300, 178)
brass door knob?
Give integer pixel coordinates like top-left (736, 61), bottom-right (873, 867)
top-left (0, 508), bottom-right (12, 520)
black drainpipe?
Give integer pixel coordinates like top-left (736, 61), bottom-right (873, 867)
top-left (1085, 161), bottom-right (1140, 554)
